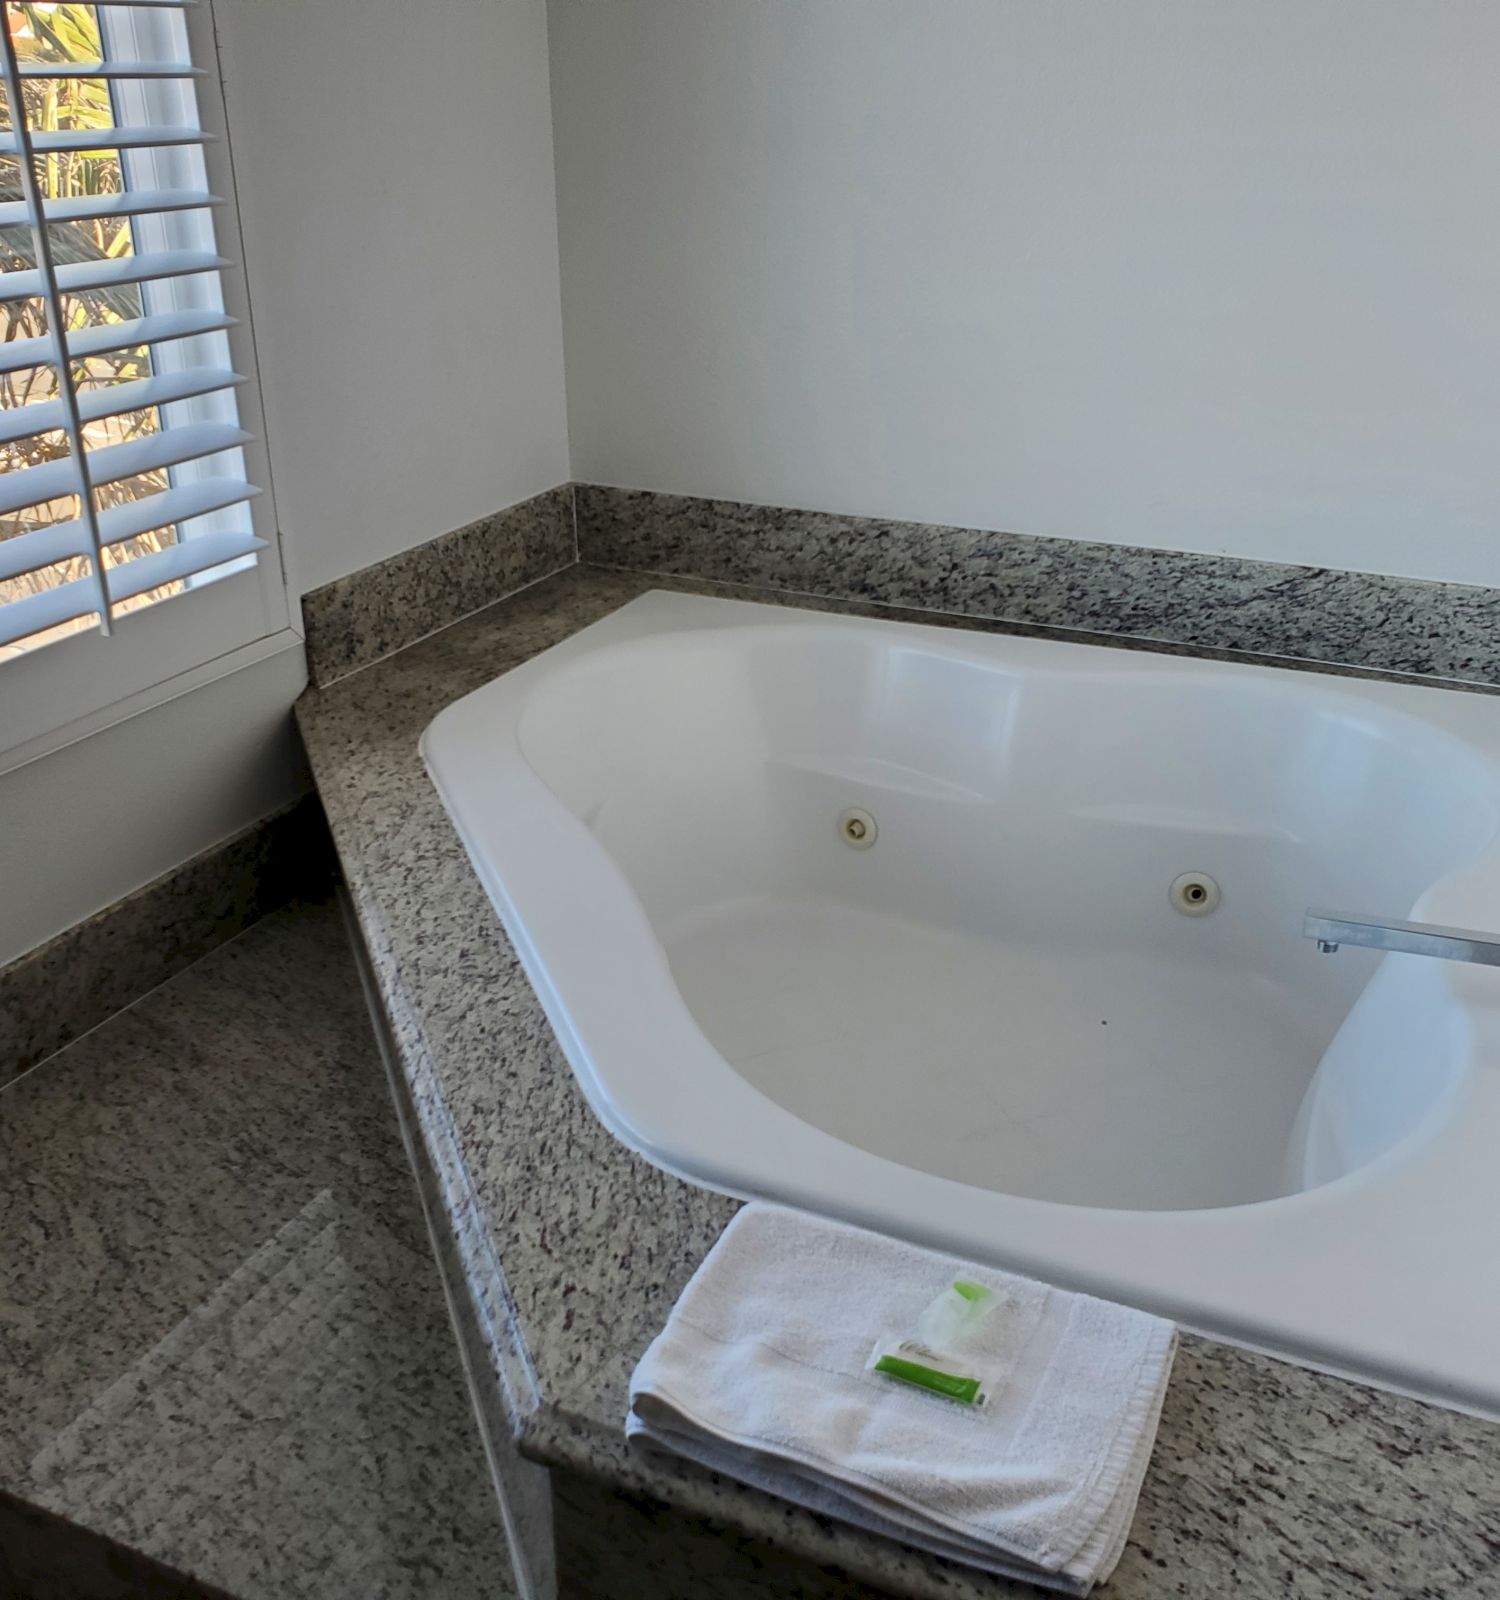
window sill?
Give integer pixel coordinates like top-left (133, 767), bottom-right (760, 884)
top-left (0, 625), bottom-right (307, 778)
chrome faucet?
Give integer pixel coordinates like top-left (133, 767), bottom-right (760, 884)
top-left (1304, 909), bottom-right (1500, 967)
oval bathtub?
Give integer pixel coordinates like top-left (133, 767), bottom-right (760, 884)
top-left (423, 590), bottom-right (1500, 1412)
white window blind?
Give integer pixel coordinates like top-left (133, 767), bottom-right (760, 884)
top-left (0, 0), bottom-right (279, 704)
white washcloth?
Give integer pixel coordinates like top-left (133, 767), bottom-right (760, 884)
top-left (627, 1204), bottom-right (1176, 1594)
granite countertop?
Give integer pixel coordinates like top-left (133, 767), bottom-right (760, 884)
top-left (296, 563), bottom-right (1500, 1599)
top-left (0, 897), bottom-right (514, 1600)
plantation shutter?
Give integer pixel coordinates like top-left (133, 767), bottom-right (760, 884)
top-left (0, 0), bottom-right (262, 653)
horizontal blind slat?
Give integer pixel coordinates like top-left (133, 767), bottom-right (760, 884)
top-left (0, 576), bottom-right (98, 647)
top-left (0, 309), bottom-right (237, 377)
top-left (98, 476), bottom-right (260, 545)
top-left (0, 125), bottom-right (212, 156)
top-left (0, 189), bottom-right (221, 229)
top-left (17, 62), bottom-right (202, 80)
top-left (0, 366), bottom-right (243, 446)
top-left (0, 478), bottom-right (260, 583)
top-left (0, 454), bottom-right (80, 516)
top-left (85, 419), bottom-right (250, 489)
top-left (0, 420), bottom-right (248, 515)
top-left (0, 333), bottom-right (57, 375)
top-left (106, 527), bottom-right (265, 603)
top-left (79, 364), bottom-right (244, 424)
top-left (0, 400), bottom-right (63, 447)
top-left (0, 519), bottom-right (91, 582)
top-left (2, 249), bottom-right (229, 302)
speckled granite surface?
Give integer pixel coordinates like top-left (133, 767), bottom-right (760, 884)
top-left (297, 563), bottom-right (1500, 1599)
top-left (0, 897), bottom-right (515, 1600)
top-left (577, 484), bottom-right (1500, 689)
top-left (302, 484), bottom-right (576, 686)
top-left (345, 900), bottom-right (559, 1599)
top-left (0, 793), bottom-right (332, 1081)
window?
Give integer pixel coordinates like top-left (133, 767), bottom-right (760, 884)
top-left (0, 0), bottom-right (287, 763)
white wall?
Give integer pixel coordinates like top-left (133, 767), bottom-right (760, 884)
top-left (550, 0), bottom-right (1500, 587)
top-left (0, 644), bottom-right (307, 964)
top-left (2, 0), bottom-right (572, 964)
top-left (214, 0), bottom-right (571, 593)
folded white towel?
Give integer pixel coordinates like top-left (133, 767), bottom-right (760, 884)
top-left (627, 1204), bottom-right (1176, 1594)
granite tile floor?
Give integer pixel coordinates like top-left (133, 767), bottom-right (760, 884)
top-left (0, 896), bottom-right (516, 1600)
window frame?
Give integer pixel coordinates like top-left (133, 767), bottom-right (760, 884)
top-left (0, 0), bottom-right (294, 774)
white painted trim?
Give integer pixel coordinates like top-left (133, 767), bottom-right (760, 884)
top-left (0, 624), bottom-right (304, 777)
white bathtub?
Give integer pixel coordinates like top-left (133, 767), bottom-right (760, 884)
top-left (423, 591), bottom-right (1500, 1413)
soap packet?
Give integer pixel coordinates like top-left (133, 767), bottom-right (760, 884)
top-left (865, 1278), bottom-right (1001, 1408)
top-left (866, 1337), bottom-right (999, 1409)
